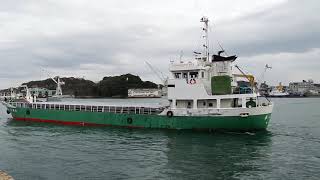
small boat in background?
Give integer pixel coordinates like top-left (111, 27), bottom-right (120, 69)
top-left (268, 83), bottom-right (289, 97)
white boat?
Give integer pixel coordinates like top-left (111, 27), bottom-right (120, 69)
top-left (268, 83), bottom-right (289, 97)
top-left (268, 90), bottom-right (289, 97)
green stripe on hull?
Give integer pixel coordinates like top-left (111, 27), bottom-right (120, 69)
top-left (10, 107), bottom-right (271, 130)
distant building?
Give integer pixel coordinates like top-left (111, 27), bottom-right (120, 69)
top-left (0, 88), bottom-right (17, 100)
top-left (289, 80), bottom-right (320, 96)
top-left (128, 89), bottom-right (161, 98)
top-left (29, 87), bottom-right (56, 97)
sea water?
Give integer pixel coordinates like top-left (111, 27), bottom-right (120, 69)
top-left (0, 98), bottom-right (319, 180)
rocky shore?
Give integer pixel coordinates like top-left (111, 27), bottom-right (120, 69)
top-left (0, 171), bottom-right (14, 180)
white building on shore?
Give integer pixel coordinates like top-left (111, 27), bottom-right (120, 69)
top-left (128, 89), bottom-right (161, 98)
top-left (29, 87), bottom-right (56, 97)
top-left (289, 79), bottom-right (320, 95)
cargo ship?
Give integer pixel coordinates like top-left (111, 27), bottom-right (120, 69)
top-left (2, 17), bottom-right (273, 130)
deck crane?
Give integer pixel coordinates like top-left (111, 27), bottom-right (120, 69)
top-left (234, 65), bottom-right (256, 92)
top-left (145, 61), bottom-right (168, 86)
top-left (42, 69), bottom-right (65, 96)
top-left (234, 65), bottom-right (271, 102)
top-left (50, 76), bottom-right (65, 96)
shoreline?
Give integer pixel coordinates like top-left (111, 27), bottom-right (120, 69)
top-left (267, 96), bottom-right (320, 98)
top-left (0, 171), bottom-right (14, 180)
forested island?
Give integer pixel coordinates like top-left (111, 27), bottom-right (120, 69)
top-left (22, 74), bottom-right (159, 98)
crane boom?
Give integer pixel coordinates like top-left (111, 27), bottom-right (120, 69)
top-left (234, 65), bottom-right (255, 87)
top-left (233, 74), bottom-right (255, 86)
top-left (145, 61), bottom-right (167, 84)
top-left (50, 77), bottom-right (58, 84)
top-left (41, 68), bottom-right (64, 96)
top-left (42, 68), bottom-right (58, 84)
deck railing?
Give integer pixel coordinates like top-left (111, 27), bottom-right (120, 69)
top-left (8, 102), bottom-right (164, 115)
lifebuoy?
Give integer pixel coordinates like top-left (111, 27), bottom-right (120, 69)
top-left (189, 78), bottom-right (196, 84)
top-left (167, 111), bottom-right (173, 118)
top-left (127, 117), bottom-right (133, 124)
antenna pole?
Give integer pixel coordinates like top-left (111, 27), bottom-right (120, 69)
top-left (179, 50), bottom-right (183, 63)
top-left (201, 16), bottom-right (209, 62)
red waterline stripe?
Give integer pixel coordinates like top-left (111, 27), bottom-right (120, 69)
top-left (13, 117), bottom-right (144, 128)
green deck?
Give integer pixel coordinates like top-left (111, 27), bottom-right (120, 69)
top-left (7, 107), bottom-right (271, 130)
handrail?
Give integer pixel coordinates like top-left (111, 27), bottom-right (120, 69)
top-left (8, 102), bottom-right (164, 115)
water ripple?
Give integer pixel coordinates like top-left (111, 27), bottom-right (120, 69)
top-left (0, 98), bottom-right (320, 179)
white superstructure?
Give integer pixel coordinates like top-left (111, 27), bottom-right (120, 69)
top-left (162, 17), bottom-right (273, 117)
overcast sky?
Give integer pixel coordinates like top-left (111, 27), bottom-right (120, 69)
top-left (0, 0), bottom-right (319, 89)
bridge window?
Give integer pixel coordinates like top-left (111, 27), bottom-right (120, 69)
top-left (174, 73), bottom-right (181, 79)
top-left (190, 72), bottom-right (198, 78)
top-left (183, 73), bottom-right (188, 79)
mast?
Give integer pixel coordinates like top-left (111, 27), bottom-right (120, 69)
top-left (200, 16), bottom-right (209, 62)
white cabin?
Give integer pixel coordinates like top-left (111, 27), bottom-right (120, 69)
top-left (167, 17), bottom-right (260, 111)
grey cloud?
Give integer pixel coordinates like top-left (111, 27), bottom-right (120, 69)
top-left (211, 0), bottom-right (320, 56)
top-left (0, 23), bottom-right (175, 84)
top-left (0, 0), bottom-right (319, 89)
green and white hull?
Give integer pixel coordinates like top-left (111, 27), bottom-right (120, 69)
top-left (4, 102), bottom-right (273, 131)
top-left (2, 17), bottom-right (275, 131)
